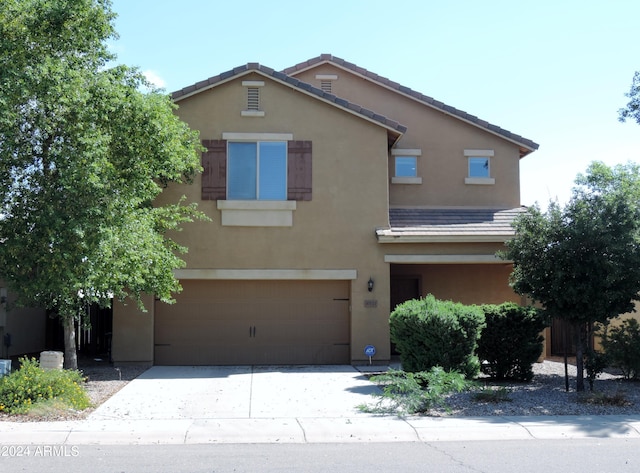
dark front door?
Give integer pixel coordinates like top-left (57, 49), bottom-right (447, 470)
top-left (390, 276), bottom-right (421, 312)
top-left (390, 276), bottom-right (421, 355)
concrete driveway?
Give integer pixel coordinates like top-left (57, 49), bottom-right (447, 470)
top-left (5, 364), bottom-right (640, 445)
top-left (88, 365), bottom-right (381, 421)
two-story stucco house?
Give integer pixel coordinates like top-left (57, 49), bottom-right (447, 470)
top-left (111, 54), bottom-right (539, 366)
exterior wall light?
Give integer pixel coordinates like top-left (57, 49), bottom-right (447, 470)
top-left (367, 277), bottom-right (374, 292)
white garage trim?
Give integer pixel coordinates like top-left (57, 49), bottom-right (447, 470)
top-left (384, 254), bottom-right (510, 264)
top-left (173, 269), bottom-right (358, 280)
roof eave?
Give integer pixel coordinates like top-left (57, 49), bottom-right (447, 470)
top-left (171, 65), bottom-right (407, 137)
top-left (285, 55), bottom-right (539, 155)
top-left (172, 68), bottom-right (255, 102)
top-left (334, 62), bottom-right (539, 154)
top-left (376, 233), bottom-right (514, 243)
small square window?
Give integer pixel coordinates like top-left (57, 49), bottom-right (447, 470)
top-left (395, 156), bottom-right (417, 177)
top-left (391, 149), bottom-right (422, 184)
top-left (468, 157), bottom-right (490, 178)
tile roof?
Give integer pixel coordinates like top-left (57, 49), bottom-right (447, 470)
top-left (284, 54), bottom-right (539, 157)
top-left (171, 63), bottom-right (407, 135)
top-left (376, 207), bottom-right (527, 242)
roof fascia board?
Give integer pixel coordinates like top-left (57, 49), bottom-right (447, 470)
top-left (174, 67), bottom-right (404, 138)
top-left (274, 76), bottom-right (405, 136)
top-left (376, 233), bottom-right (512, 243)
top-left (289, 60), bottom-right (537, 155)
top-left (172, 69), bottom-right (257, 102)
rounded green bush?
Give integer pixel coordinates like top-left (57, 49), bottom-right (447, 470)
top-left (477, 303), bottom-right (549, 381)
top-left (600, 317), bottom-right (640, 380)
top-left (390, 295), bottom-right (485, 378)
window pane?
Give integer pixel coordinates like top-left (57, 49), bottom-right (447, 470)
top-left (228, 142), bottom-right (257, 199)
top-left (258, 142), bottom-right (287, 200)
top-left (468, 157), bottom-right (489, 178)
top-left (395, 157), bottom-right (417, 177)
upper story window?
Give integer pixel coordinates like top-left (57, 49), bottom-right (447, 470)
top-left (201, 134), bottom-right (312, 202)
top-left (391, 148), bottom-right (422, 184)
top-left (201, 134), bottom-right (312, 227)
top-left (228, 141), bottom-right (287, 200)
top-left (395, 157), bottom-right (417, 177)
top-left (464, 149), bottom-right (495, 185)
top-left (468, 157), bottom-right (489, 178)
top-left (241, 81), bottom-right (265, 117)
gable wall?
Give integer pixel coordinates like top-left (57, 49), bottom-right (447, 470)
top-left (293, 65), bottom-right (522, 208)
top-left (162, 73), bottom-right (391, 270)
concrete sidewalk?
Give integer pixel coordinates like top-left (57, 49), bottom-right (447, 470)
top-left (2, 365), bottom-right (640, 445)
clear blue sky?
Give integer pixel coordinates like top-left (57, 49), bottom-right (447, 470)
top-left (109, 0), bottom-right (638, 208)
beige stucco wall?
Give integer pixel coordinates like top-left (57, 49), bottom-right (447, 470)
top-left (391, 263), bottom-right (522, 306)
top-left (113, 72), bottom-right (395, 364)
top-left (293, 64), bottom-right (524, 209)
top-left (4, 307), bottom-right (46, 358)
top-left (0, 285), bottom-right (47, 358)
top-left (111, 294), bottom-right (154, 365)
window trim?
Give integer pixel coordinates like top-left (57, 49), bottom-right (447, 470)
top-left (241, 80), bottom-right (265, 117)
top-left (223, 132), bottom-right (293, 141)
top-left (315, 74), bottom-right (338, 94)
top-left (201, 138), bottom-right (312, 202)
top-left (464, 149), bottom-right (495, 185)
top-left (216, 200), bottom-right (297, 227)
top-left (391, 148), bottom-right (422, 184)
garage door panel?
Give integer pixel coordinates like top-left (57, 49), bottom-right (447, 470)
top-left (154, 280), bottom-right (350, 365)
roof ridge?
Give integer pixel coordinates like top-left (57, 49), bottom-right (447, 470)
top-left (171, 62), bottom-right (407, 134)
top-left (283, 54), bottom-right (539, 155)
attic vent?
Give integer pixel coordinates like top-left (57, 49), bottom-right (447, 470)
top-left (241, 80), bottom-right (265, 117)
top-left (315, 74), bottom-right (338, 95)
top-left (247, 87), bottom-right (260, 110)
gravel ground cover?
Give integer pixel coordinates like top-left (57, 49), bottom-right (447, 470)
top-left (1, 358), bottom-right (639, 422)
top-left (430, 358), bottom-right (640, 417)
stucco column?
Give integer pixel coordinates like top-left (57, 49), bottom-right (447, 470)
top-left (111, 294), bottom-right (155, 365)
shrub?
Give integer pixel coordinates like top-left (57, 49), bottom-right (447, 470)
top-left (578, 391), bottom-right (631, 407)
top-left (473, 386), bottom-right (512, 403)
top-left (0, 357), bottom-right (91, 414)
top-left (585, 345), bottom-right (609, 391)
top-left (600, 318), bottom-right (640, 380)
top-left (358, 367), bottom-right (470, 415)
top-left (476, 303), bottom-right (549, 381)
top-left (390, 295), bottom-right (485, 378)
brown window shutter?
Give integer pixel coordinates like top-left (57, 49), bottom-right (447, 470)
top-left (201, 139), bottom-right (227, 200)
top-left (287, 140), bottom-right (312, 201)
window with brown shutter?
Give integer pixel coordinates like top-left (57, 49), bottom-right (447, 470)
top-left (201, 139), bottom-right (227, 200)
top-left (201, 139), bottom-right (312, 201)
top-left (287, 140), bottom-right (312, 201)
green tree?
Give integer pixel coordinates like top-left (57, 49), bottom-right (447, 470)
top-left (619, 71), bottom-right (640, 124)
top-left (501, 162), bottom-right (640, 391)
top-left (0, 0), bottom-right (204, 368)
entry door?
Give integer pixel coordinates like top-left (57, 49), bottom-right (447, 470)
top-left (390, 276), bottom-right (421, 311)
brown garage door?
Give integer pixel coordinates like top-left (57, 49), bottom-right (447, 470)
top-left (154, 280), bottom-right (350, 365)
